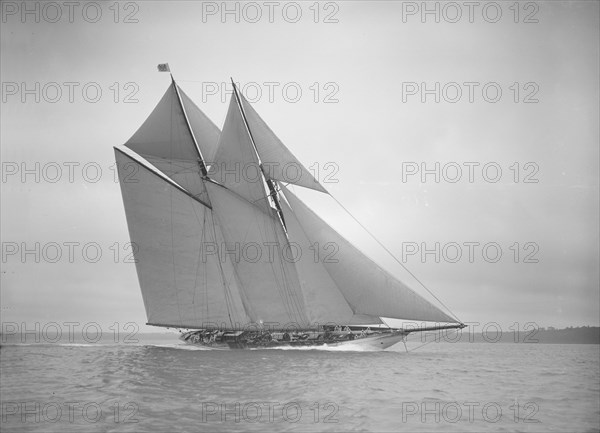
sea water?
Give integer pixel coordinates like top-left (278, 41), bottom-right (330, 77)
top-left (1, 338), bottom-right (598, 432)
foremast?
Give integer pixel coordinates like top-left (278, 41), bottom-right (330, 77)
top-left (170, 73), bottom-right (209, 178)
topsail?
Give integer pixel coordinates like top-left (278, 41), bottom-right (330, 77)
top-left (124, 82), bottom-right (219, 204)
top-left (237, 91), bottom-right (327, 193)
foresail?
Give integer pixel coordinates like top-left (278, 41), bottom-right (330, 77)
top-left (205, 181), bottom-right (310, 328)
top-left (238, 92), bottom-right (327, 193)
top-left (280, 198), bottom-right (382, 326)
top-left (124, 83), bottom-right (216, 202)
top-left (280, 185), bottom-right (457, 323)
top-left (211, 95), bottom-right (271, 214)
top-left (115, 148), bottom-right (250, 329)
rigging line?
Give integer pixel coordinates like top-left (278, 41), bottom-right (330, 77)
top-left (270, 219), bottom-right (306, 326)
top-left (406, 328), bottom-right (460, 353)
top-left (326, 192), bottom-right (462, 324)
top-left (211, 135), bottom-right (293, 324)
top-left (262, 214), bottom-right (298, 324)
top-left (115, 149), bottom-right (212, 210)
top-left (280, 247), bottom-right (307, 325)
top-left (250, 194), bottom-right (275, 206)
top-left (171, 74), bottom-right (208, 177)
top-left (230, 78), bottom-right (286, 229)
top-left (229, 82), bottom-right (303, 324)
top-left (189, 196), bottom-right (207, 324)
top-left (281, 183), bottom-right (364, 320)
top-left (211, 203), bottom-right (257, 324)
top-left (207, 211), bottom-right (235, 328)
top-left (278, 231), bottom-right (309, 325)
top-left (140, 160), bottom-right (201, 177)
top-left (268, 201), bottom-right (306, 325)
top-left (267, 228), bottom-right (293, 322)
top-left (268, 219), bottom-right (295, 320)
top-left (142, 156), bottom-right (198, 172)
top-left (203, 211), bottom-right (210, 323)
top-left (168, 94), bottom-right (183, 326)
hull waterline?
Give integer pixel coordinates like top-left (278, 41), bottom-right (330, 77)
top-left (179, 328), bottom-right (408, 351)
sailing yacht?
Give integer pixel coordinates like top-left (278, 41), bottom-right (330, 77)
top-left (114, 66), bottom-right (465, 350)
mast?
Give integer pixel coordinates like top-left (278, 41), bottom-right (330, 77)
top-left (171, 73), bottom-right (209, 178)
top-left (230, 78), bottom-right (286, 229)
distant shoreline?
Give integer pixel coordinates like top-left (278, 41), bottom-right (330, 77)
top-left (405, 326), bottom-right (600, 345)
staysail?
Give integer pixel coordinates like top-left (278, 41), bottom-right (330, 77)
top-left (115, 148), bottom-right (250, 329)
top-left (279, 197), bottom-right (382, 326)
top-left (280, 184), bottom-right (456, 323)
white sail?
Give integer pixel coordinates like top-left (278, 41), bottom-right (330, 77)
top-left (280, 197), bottom-right (382, 326)
top-left (211, 95), bottom-right (271, 213)
top-left (116, 79), bottom-right (461, 335)
top-left (178, 87), bottom-right (220, 163)
top-left (205, 181), bottom-right (310, 328)
top-left (238, 91), bottom-right (327, 193)
top-left (115, 148), bottom-right (250, 329)
top-left (280, 185), bottom-right (457, 323)
top-left (124, 83), bottom-right (217, 202)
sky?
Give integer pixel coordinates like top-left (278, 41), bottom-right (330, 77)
top-left (1, 1), bottom-right (598, 334)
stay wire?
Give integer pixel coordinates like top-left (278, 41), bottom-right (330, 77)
top-left (405, 328), bottom-right (460, 352)
top-left (327, 192), bottom-right (463, 324)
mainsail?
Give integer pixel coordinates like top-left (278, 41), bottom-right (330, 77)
top-left (205, 181), bottom-right (309, 327)
top-left (115, 77), bottom-right (460, 332)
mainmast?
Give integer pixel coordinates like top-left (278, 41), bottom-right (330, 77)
top-left (230, 78), bottom-right (286, 229)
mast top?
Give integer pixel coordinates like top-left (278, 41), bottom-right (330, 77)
top-left (160, 64), bottom-right (208, 177)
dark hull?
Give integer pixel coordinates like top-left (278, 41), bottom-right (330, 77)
top-left (179, 328), bottom-right (408, 350)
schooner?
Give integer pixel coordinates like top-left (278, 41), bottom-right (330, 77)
top-left (114, 65), bottom-right (465, 350)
